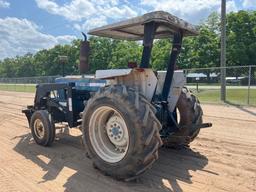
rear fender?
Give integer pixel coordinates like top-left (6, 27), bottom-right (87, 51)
top-left (156, 70), bottom-right (186, 112)
top-left (95, 68), bottom-right (157, 101)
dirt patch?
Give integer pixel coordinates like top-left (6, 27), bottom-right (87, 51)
top-left (0, 91), bottom-right (255, 192)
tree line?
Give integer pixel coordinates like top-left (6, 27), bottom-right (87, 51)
top-left (0, 10), bottom-right (255, 78)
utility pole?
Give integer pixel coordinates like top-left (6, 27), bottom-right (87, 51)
top-left (220, 0), bottom-right (226, 101)
top-left (59, 55), bottom-right (68, 77)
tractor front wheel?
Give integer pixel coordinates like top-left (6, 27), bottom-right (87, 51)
top-left (30, 110), bottom-right (55, 146)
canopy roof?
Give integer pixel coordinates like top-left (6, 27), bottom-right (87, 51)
top-left (88, 11), bottom-right (198, 40)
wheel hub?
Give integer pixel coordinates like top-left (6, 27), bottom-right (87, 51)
top-left (34, 119), bottom-right (45, 139)
top-left (106, 115), bottom-right (127, 148)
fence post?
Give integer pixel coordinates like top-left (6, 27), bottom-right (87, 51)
top-left (220, 0), bottom-right (227, 102)
top-left (14, 78), bottom-right (16, 91)
top-left (183, 69), bottom-right (187, 84)
top-left (247, 66), bottom-right (251, 105)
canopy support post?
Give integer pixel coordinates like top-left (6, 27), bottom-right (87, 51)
top-left (140, 22), bottom-right (158, 68)
top-left (161, 32), bottom-right (183, 102)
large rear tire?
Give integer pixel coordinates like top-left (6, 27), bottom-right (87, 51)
top-left (163, 87), bottom-right (203, 147)
top-left (82, 85), bottom-right (162, 180)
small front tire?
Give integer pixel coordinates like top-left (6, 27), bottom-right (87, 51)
top-left (30, 110), bottom-right (55, 146)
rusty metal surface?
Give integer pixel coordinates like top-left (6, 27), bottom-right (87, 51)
top-left (88, 11), bottom-right (198, 40)
top-left (79, 40), bottom-right (90, 74)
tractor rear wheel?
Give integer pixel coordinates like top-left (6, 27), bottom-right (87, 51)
top-left (30, 110), bottom-right (56, 146)
top-left (163, 87), bottom-right (203, 147)
top-left (82, 85), bottom-right (162, 180)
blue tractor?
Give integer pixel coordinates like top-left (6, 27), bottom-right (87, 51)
top-left (22, 11), bottom-right (211, 180)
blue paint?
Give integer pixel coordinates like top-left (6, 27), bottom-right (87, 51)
top-left (55, 76), bottom-right (106, 92)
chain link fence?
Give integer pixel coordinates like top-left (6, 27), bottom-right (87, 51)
top-left (184, 65), bottom-right (256, 106)
top-left (0, 75), bottom-right (59, 84)
top-left (0, 76), bottom-right (59, 92)
top-left (0, 66), bottom-right (255, 106)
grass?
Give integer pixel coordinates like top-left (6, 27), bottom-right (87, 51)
top-left (194, 89), bottom-right (256, 106)
top-left (0, 84), bottom-right (36, 92)
top-left (0, 83), bottom-right (255, 106)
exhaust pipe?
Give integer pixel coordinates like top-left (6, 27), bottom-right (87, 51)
top-left (79, 32), bottom-right (90, 74)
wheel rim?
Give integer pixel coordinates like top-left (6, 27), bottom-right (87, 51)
top-left (34, 119), bottom-right (45, 139)
top-left (89, 106), bottom-right (129, 163)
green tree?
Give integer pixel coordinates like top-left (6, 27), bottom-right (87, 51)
top-left (0, 58), bottom-right (16, 77)
top-left (1, 10), bottom-right (256, 78)
top-left (203, 12), bottom-right (221, 33)
top-left (179, 26), bottom-right (220, 69)
top-left (89, 36), bottom-right (114, 73)
top-left (227, 10), bottom-right (256, 66)
top-left (151, 39), bottom-right (171, 70)
top-left (109, 40), bottom-right (142, 69)
top-left (227, 10), bottom-right (256, 80)
top-left (15, 53), bottom-right (35, 77)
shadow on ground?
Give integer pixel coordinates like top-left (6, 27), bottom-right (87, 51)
top-left (225, 101), bottom-right (256, 116)
top-left (13, 131), bottom-right (210, 192)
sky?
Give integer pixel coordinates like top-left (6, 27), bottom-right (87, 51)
top-left (0, 0), bottom-right (256, 59)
